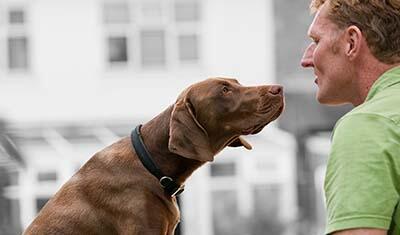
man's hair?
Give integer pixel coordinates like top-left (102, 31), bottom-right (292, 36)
top-left (310, 0), bottom-right (400, 64)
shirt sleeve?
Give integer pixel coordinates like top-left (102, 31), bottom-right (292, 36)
top-left (325, 113), bottom-right (400, 234)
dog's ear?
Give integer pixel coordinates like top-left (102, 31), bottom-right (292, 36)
top-left (228, 136), bottom-right (252, 150)
top-left (169, 97), bottom-right (214, 162)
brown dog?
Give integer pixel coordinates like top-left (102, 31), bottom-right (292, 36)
top-left (23, 78), bottom-right (284, 235)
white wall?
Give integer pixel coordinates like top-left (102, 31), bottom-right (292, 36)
top-left (182, 125), bottom-right (298, 235)
top-left (0, 0), bottom-right (276, 125)
top-left (204, 0), bottom-right (275, 85)
top-left (0, 0), bottom-right (298, 234)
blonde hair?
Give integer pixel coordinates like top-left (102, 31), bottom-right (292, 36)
top-left (310, 0), bottom-right (400, 64)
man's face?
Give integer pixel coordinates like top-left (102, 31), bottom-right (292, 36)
top-left (301, 2), bottom-right (353, 105)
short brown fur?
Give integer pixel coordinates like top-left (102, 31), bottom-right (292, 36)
top-left (23, 77), bottom-right (284, 235)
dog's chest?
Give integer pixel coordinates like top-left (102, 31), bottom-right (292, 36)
top-left (172, 197), bottom-right (181, 221)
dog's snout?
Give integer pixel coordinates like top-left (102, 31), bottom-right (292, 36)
top-left (268, 85), bottom-right (283, 95)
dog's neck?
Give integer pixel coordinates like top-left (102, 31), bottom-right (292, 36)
top-left (139, 105), bottom-right (204, 185)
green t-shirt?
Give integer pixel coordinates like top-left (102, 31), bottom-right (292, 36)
top-left (325, 66), bottom-right (400, 234)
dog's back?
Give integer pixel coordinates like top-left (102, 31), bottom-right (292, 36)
top-left (23, 138), bottom-right (180, 235)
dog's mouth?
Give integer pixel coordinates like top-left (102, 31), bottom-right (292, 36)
top-left (242, 102), bottom-right (284, 135)
top-left (242, 123), bottom-right (266, 135)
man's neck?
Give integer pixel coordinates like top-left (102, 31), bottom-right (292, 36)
top-left (352, 59), bottom-right (400, 106)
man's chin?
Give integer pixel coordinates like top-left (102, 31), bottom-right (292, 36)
top-left (316, 94), bottom-right (330, 104)
top-left (316, 94), bottom-right (350, 106)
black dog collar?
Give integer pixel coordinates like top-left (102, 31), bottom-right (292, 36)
top-left (131, 125), bottom-right (184, 197)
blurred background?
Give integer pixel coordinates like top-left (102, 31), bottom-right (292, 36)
top-left (0, 0), bottom-right (352, 234)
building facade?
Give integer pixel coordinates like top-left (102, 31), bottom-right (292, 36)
top-left (0, 0), bottom-right (298, 234)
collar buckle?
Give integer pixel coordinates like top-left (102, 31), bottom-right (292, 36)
top-left (132, 125), bottom-right (185, 197)
top-left (160, 176), bottom-right (185, 197)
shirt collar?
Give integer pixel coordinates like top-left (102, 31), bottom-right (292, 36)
top-left (366, 66), bottom-right (400, 101)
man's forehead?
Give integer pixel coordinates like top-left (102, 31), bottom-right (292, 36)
top-left (311, 0), bottom-right (329, 12)
top-left (307, 4), bottom-right (333, 37)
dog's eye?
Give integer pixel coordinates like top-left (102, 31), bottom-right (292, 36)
top-left (222, 86), bottom-right (229, 94)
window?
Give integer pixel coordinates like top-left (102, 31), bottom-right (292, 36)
top-left (8, 36), bottom-right (28, 69)
top-left (178, 34), bottom-right (199, 62)
top-left (103, 2), bottom-right (130, 24)
top-left (0, 7), bottom-right (4, 71)
top-left (212, 190), bottom-right (242, 235)
top-left (108, 36), bottom-right (128, 63)
top-left (4, 7), bottom-right (29, 72)
top-left (251, 184), bottom-right (284, 234)
top-left (36, 197), bottom-right (50, 213)
top-left (103, 0), bottom-right (201, 70)
top-left (10, 199), bottom-right (21, 230)
top-left (253, 184), bottom-right (280, 217)
top-left (61, 132), bottom-right (101, 145)
top-left (141, 2), bottom-right (163, 21)
top-left (140, 30), bottom-right (165, 67)
top-left (9, 9), bottom-right (24, 24)
top-left (174, 1), bottom-right (199, 22)
top-left (103, 2), bottom-right (130, 65)
top-left (37, 171), bottom-right (58, 182)
top-left (210, 162), bottom-right (236, 177)
top-left (9, 170), bottom-right (19, 185)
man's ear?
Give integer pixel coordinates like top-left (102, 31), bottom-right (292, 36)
top-left (345, 25), bottom-right (363, 60)
top-left (168, 97), bottom-right (214, 162)
top-left (228, 136), bottom-right (252, 150)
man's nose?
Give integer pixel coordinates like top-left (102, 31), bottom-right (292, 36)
top-left (301, 43), bottom-right (315, 68)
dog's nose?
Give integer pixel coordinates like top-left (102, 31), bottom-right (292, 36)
top-left (269, 85), bottom-right (283, 95)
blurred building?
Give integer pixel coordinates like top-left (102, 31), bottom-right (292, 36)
top-left (0, 0), bottom-right (298, 235)
top-left (273, 0), bottom-right (352, 234)
top-left (0, 120), bottom-right (24, 235)
top-left (182, 127), bottom-right (297, 235)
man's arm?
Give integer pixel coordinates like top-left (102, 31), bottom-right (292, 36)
top-left (333, 228), bottom-right (387, 235)
top-left (324, 114), bottom-right (399, 234)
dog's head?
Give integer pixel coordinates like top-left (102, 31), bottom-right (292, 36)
top-left (169, 77), bottom-right (284, 162)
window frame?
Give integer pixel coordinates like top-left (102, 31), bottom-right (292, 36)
top-left (177, 33), bottom-right (200, 63)
top-left (2, 4), bottom-right (30, 75)
top-left (107, 35), bottom-right (130, 65)
top-left (7, 35), bottom-right (29, 70)
top-left (0, 5), bottom-right (6, 73)
top-left (102, 0), bottom-right (201, 72)
top-left (37, 171), bottom-right (58, 183)
top-left (140, 28), bottom-right (167, 68)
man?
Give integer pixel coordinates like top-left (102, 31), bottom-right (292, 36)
top-left (301, 0), bottom-right (400, 235)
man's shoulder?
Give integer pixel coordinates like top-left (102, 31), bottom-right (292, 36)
top-left (332, 98), bottom-right (400, 142)
top-left (341, 85), bottom-right (400, 126)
